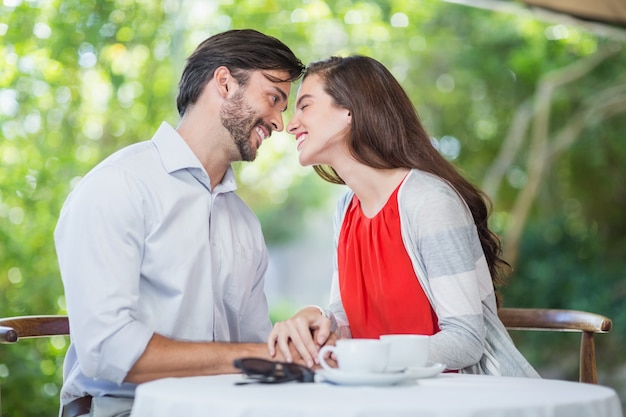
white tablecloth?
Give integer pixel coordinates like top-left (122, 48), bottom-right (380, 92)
top-left (130, 373), bottom-right (623, 417)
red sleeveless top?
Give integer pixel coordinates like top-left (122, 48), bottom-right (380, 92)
top-left (337, 184), bottom-right (439, 338)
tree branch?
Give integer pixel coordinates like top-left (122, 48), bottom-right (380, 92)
top-left (500, 44), bottom-right (623, 266)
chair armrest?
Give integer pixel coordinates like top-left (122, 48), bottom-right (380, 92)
top-left (0, 326), bottom-right (19, 343)
top-left (0, 315), bottom-right (69, 342)
top-left (498, 308), bottom-right (612, 333)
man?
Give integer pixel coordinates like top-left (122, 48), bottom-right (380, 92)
top-left (54, 29), bottom-right (304, 417)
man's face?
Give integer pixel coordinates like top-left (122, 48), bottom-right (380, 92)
top-left (220, 70), bottom-right (291, 162)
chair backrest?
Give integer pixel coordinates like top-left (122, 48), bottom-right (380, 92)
top-left (0, 315), bottom-right (70, 343)
top-left (498, 308), bottom-right (612, 384)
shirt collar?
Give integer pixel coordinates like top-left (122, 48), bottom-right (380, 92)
top-left (151, 121), bottom-right (237, 193)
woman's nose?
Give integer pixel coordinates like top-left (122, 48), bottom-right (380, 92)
top-left (286, 117), bottom-right (298, 134)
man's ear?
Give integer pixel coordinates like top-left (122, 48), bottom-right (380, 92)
top-left (214, 66), bottom-right (235, 98)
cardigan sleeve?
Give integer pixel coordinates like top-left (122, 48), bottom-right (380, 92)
top-left (398, 172), bottom-right (493, 370)
top-left (327, 190), bottom-right (354, 332)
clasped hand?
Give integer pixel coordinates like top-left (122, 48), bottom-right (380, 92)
top-left (267, 306), bottom-right (337, 369)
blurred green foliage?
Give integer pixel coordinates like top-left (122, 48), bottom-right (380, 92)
top-left (1, 0), bottom-right (625, 415)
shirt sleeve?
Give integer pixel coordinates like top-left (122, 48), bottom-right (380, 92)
top-left (55, 166), bottom-right (154, 384)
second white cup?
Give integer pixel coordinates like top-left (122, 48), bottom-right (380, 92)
top-left (318, 339), bottom-right (390, 374)
top-left (380, 334), bottom-right (430, 371)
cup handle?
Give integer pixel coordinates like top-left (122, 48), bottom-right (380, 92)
top-left (318, 345), bottom-right (337, 371)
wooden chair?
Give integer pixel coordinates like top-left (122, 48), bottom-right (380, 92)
top-left (0, 315), bottom-right (72, 415)
top-left (498, 308), bottom-right (612, 384)
top-left (0, 315), bottom-right (70, 343)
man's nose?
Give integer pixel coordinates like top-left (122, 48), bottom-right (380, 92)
top-left (270, 110), bottom-right (284, 132)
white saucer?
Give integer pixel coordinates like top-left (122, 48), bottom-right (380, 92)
top-left (316, 369), bottom-right (414, 386)
top-left (404, 362), bottom-right (446, 379)
top-left (317, 362), bottom-right (446, 386)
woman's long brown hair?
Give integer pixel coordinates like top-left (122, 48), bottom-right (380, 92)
top-left (307, 56), bottom-right (510, 297)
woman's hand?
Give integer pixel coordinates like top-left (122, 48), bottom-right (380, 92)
top-left (268, 306), bottom-right (335, 368)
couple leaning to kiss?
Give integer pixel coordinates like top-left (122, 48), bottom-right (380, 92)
top-left (55, 28), bottom-right (538, 417)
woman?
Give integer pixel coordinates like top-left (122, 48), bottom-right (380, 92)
top-left (268, 55), bottom-right (538, 377)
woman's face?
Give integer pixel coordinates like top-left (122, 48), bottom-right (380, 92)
top-left (287, 74), bottom-right (351, 167)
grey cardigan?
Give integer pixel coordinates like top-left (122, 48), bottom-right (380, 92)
top-left (327, 169), bottom-right (539, 377)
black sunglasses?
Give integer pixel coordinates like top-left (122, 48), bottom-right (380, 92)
top-left (233, 358), bottom-right (315, 384)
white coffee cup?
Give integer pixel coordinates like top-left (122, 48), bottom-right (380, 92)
top-left (318, 339), bottom-right (390, 374)
top-left (379, 334), bottom-right (430, 371)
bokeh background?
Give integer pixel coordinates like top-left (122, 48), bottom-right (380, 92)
top-left (1, 0), bottom-right (625, 415)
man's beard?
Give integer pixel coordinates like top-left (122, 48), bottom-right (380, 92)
top-left (220, 89), bottom-right (263, 162)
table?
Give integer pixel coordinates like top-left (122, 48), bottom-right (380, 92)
top-left (130, 373), bottom-right (623, 417)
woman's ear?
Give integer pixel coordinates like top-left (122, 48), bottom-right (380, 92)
top-left (346, 111), bottom-right (352, 124)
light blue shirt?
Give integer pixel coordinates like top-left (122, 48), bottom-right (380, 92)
top-left (54, 122), bottom-right (272, 403)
